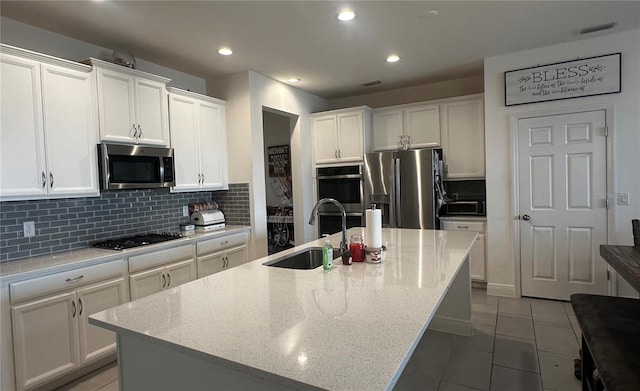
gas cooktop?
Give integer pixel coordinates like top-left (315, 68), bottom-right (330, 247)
top-left (92, 233), bottom-right (183, 251)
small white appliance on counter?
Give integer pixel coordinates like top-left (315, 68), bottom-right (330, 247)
top-left (191, 210), bottom-right (225, 231)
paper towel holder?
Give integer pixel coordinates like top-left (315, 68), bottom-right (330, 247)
top-left (371, 203), bottom-right (377, 209)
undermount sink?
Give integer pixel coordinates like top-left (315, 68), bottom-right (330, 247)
top-left (266, 247), bottom-right (341, 269)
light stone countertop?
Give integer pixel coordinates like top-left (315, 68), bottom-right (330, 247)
top-left (90, 227), bottom-right (477, 391)
top-left (439, 215), bottom-right (487, 221)
top-left (0, 225), bottom-right (251, 283)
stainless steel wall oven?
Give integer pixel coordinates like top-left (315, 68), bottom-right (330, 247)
top-left (316, 165), bottom-right (364, 237)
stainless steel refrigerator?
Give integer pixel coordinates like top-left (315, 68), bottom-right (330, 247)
top-left (364, 148), bottom-right (446, 229)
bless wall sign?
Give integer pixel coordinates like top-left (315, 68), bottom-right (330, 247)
top-left (504, 53), bottom-right (621, 106)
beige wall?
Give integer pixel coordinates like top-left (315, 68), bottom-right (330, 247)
top-left (484, 29), bottom-right (640, 298)
top-left (329, 75), bottom-right (483, 109)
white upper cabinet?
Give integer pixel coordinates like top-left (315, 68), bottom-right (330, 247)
top-left (169, 88), bottom-right (228, 192)
top-left (312, 107), bottom-right (370, 165)
top-left (0, 46), bottom-right (99, 201)
top-left (372, 103), bottom-right (440, 151)
top-left (441, 97), bottom-right (485, 179)
top-left (91, 58), bottom-right (170, 146)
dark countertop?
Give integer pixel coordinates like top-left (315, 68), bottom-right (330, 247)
top-left (600, 245), bottom-right (640, 292)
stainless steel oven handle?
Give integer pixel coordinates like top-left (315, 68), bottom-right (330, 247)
top-left (316, 174), bottom-right (363, 180)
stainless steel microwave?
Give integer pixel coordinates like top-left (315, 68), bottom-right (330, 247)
top-left (98, 143), bottom-right (175, 190)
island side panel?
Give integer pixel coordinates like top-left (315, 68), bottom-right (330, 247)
top-left (428, 255), bottom-right (473, 336)
top-left (116, 333), bottom-right (318, 391)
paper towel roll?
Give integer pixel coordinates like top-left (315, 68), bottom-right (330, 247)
top-left (365, 208), bottom-right (382, 248)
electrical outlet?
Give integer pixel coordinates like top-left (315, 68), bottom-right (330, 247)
top-left (23, 221), bottom-right (35, 237)
top-left (183, 205), bottom-right (189, 217)
top-left (617, 192), bottom-right (629, 205)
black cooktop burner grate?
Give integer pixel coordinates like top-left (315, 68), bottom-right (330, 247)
top-left (92, 233), bottom-right (183, 251)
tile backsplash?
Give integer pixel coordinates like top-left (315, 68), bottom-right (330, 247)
top-left (0, 183), bottom-right (250, 262)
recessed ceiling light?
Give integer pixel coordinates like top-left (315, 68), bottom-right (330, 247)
top-left (287, 78), bottom-right (301, 83)
top-left (218, 47), bottom-right (233, 56)
top-left (419, 10), bottom-right (439, 18)
top-left (386, 54), bottom-right (400, 63)
top-left (338, 9), bottom-right (356, 21)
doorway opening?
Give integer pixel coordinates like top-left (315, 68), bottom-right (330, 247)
top-left (263, 109), bottom-right (296, 255)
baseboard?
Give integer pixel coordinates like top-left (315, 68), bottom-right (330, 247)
top-left (472, 281), bottom-right (487, 289)
top-left (487, 283), bottom-right (517, 297)
top-left (428, 316), bottom-right (473, 336)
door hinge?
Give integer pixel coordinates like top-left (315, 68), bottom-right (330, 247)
top-left (607, 270), bottom-right (611, 280)
top-left (605, 198), bottom-right (610, 209)
top-left (604, 126), bottom-right (608, 137)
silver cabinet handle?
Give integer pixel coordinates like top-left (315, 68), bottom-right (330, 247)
top-left (457, 225), bottom-right (469, 229)
top-left (132, 124), bottom-right (137, 138)
top-left (198, 173), bottom-right (201, 184)
top-left (166, 272), bottom-right (171, 287)
top-left (201, 173), bottom-right (205, 183)
top-left (42, 172), bottom-right (47, 189)
top-left (65, 275), bottom-right (84, 283)
top-left (338, 149), bottom-right (341, 158)
top-left (49, 172), bottom-right (54, 188)
top-left (138, 125), bottom-right (143, 139)
top-left (78, 298), bottom-right (83, 316)
top-left (71, 300), bottom-right (76, 318)
top-left (334, 150), bottom-right (338, 159)
top-left (162, 273), bottom-right (166, 288)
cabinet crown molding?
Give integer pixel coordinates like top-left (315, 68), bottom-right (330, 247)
top-left (168, 87), bottom-right (226, 105)
top-left (86, 57), bottom-right (171, 84)
top-left (0, 44), bottom-right (92, 73)
top-left (311, 105), bottom-right (371, 117)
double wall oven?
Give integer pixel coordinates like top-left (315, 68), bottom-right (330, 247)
top-left (315, 165), bottom-right (364, 237)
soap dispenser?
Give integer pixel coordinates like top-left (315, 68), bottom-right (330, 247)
top-left (322, 237), bottom-right (333, 270)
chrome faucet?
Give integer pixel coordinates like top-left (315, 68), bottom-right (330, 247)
top-left (309, 198), bottom-right (349, 255)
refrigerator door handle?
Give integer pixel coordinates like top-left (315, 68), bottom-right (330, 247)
top-left (394, 157), bottom-right (402, 228)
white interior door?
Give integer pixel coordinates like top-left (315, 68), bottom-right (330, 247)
top-left (518, 110), bottom-right (608, 300)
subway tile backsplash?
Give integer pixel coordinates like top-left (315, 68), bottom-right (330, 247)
top-left (0, 183), bottom-right (250, 262)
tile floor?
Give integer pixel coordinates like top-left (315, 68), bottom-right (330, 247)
top-left (56, 289), bottom-right (582, 391)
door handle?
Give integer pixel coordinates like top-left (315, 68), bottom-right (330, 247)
top-left (522, 214), bottom-right (531, 221)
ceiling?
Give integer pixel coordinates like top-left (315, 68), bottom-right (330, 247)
top-left (1, 1), bottom-right (639, 99)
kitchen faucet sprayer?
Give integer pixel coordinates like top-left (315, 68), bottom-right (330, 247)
top-left (309, 198), bottom-right (349, 255)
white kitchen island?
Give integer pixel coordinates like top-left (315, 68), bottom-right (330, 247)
top-left (90, 228), bottom-right (476, 391)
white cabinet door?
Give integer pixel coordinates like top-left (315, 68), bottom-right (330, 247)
top-left (199, 102), bottom-right (227, 190)
top-left (441, 99), bottom-right (485, 179)
top-left (11, 292), bottom-right (79, 391)
top-left (405, 104), bottom-right (440, 148)
top-left (169, 95), bottom-right (200, 191)
top-left (336, 111), bottom-right (364, 162)
top-left (313, 115), bottom-right (339, 164)
top-left (197, 251), bottom-right (226, 278)
top-left (135, 78), bottom-right (169, 146)
top-left (95, 68), bottom-right (136, 143)
top-left (165, 259), bottom-right (196, 288)
top-left (226, 246), bottom-right (247, 269)
top-left (441, 219), bottom-right (486, 281)
top-left (470, 233), bottom-right (486, 281)
top-left (372, 109), bottom-right (403, 151)
top-left (76, 278), bottom-right (127, 364)
top-left (0, 54), bottom-right (47, 199)
top-left (129, 266), bottom-right (164, 300)
top-left (41, 64), bottom-right (99, 198)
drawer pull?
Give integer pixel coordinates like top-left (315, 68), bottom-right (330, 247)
top-left (65, 275), bottom-right (84, 283)
top-left (220, 240), bottom-right (229, 246)
top-left (457, 225), bottom-right (469, 229)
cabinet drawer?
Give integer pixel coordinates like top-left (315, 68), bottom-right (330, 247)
top-left (9, 260), bottom-right (124, 304)
top-left (197, 232), bottom-right (247, 256)
top-left (441, 220), bottom-right (485, 233)
top-left (128, 244), bottom-right (194, 273)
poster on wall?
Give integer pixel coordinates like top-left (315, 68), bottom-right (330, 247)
top-left (504, 53), bottom-right (621, 106)
top-left (267, 144), bottom-right (291, 177)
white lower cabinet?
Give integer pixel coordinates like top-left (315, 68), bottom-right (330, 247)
top-left (10, 272), bottom-right (127, 391)
top-left (441, 219), bottom-right (486, 282)
top-left (128, 245), bottom-right (196, 300)
top-left (196, 233), bottom-right (248, 278)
